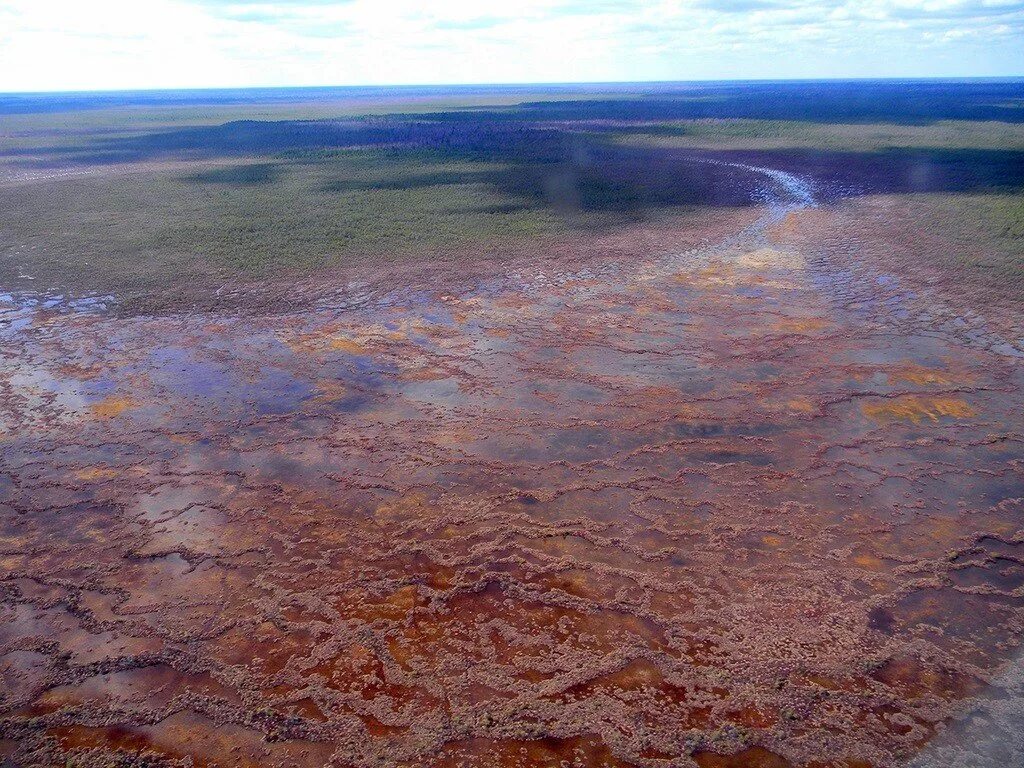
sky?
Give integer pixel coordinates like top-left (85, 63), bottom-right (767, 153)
top-left (0, 0), bottom-right (1022, 92)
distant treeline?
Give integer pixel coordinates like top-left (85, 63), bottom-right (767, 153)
top-left (4, 79), bottom-right (1022, 121)
top-left (7, 80), bottom-right (1024, 208)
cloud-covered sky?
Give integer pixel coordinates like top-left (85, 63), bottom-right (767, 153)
top-left (0, 0), bottom-right (1021, 91)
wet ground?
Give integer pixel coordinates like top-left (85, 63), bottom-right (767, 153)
top-left (2, 163), bottom-right (1024, 768)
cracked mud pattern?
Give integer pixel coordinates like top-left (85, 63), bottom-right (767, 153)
top-left (2, 169), bottom-right (1024, 768)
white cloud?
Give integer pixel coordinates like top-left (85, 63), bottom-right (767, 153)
top-left (0, 0), bottom-right (1021, 91)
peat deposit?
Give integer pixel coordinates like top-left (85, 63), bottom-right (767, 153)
top-left (2, 156), bottom-right (1024, 767)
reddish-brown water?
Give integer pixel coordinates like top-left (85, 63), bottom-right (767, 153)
top-left (2, 168), bottom-right (1023, 767)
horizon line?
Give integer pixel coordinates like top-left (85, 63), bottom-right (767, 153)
top-left (3, 74), bottom-right (1024, 98)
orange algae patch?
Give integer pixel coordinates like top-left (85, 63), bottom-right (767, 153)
top-left (785, 397), bottom-right (817, 414)
top-left (338, 585), bottom-right (421, 625)
top-left (90, 395), bottom-right (138, 419)
top-left (676, 404), bottom-right (708, 421)
top-left (75, 467), bottom-right (118, 481)
top-left (50, 710), bottom-right (331, 768)
top-left (852, 552), bottom-right (886, 571)
top-left (861, 396), bottom-right (976, 425)
top-left (280, 323), bottom-right (377, 355)
top-left (886, 362), bottom-right (962, 386)
top-left (773, 317), bottom-right (831, 334)
top-left (328, 336), bottom-right (369, 354)
top-left (679, 262), bottom-right (736, 287)
top-left (768, 211), bottom-right (803, 240)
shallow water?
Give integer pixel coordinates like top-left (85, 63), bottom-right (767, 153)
top-left (1, 167), bottom-right (1023, 767)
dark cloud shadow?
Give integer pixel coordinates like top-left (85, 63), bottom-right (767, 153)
top-left (186, 162), bottom-right (282, 185)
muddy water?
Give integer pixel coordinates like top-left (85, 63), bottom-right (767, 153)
top-left (2, 167), bottom-right (1023, 768)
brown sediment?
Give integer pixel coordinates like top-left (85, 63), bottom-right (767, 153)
top-left (1, 189), bottom-right (1023, 768)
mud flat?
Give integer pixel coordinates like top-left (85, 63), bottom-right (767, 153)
top-left (1, 164), bottom-right (1024, 768)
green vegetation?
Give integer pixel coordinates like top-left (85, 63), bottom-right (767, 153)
top-left (0, 151), bottom-right (570, 288)
top-left (1, 82), bottom-right (1022, 301)
top-left (612, 119), bottom-right (1024, 152)
top-left (980, 194), bottom-right (1024, 243)
top-left (916, 193), bottom-right (1024, 275)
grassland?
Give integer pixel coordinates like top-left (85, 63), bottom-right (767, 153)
top-left (864, 192), bottom-right (1024, 285)
top-left (612, 118), bottom-right (1024, 152)
top-left (0, 152), bottom-right (566, 288)
top-left (1, 80), bottom-right (1022, 304)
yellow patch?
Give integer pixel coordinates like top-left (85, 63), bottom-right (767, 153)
top-left (697, 262), bottom-right (734, 284)
top-left (852, 553), bottom-right (885, 570)
top-left (886, 363), bottom-right (961, 387)
top-left (75, 467), bottom-right (118, 481)
top-left (328, 337), bottom-right (368, 354)
top-left (786, 397), bottom-right (816, 414)
top-left (769, 212), bottom-right (802, 239)
top-left (675, 262), bottom-right (733, 286)
top-left (774, 317), bottom-right (830, 334)
top-left (861, 396), bottom-right (976, 425)
top-left (736, 247), bottom-right (805, 271)
top-left (90, 396), bottom-right (138, 419)
top-left (384, 584), bottom-right (419, 614)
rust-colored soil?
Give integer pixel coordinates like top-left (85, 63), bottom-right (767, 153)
top-left (2, 172), bottom-right (1023, 767)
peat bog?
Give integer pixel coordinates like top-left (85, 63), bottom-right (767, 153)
top-left (1, 81), bottom-right (1024, 768)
